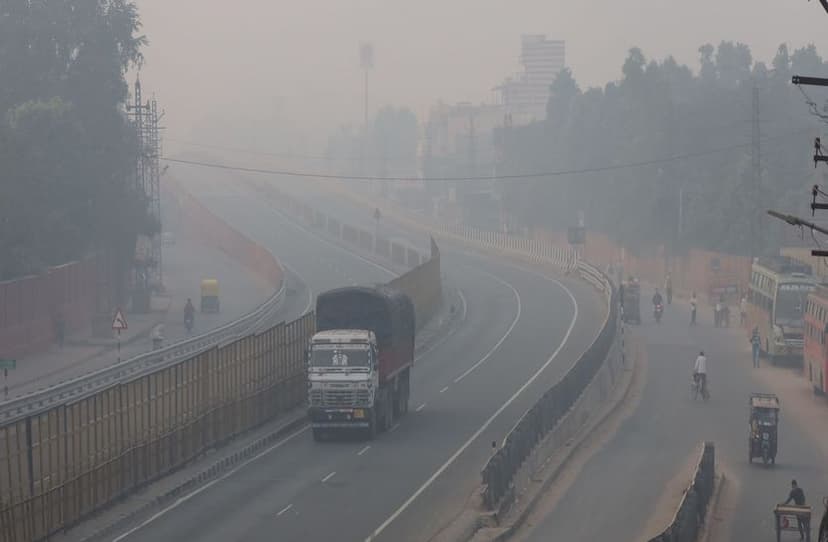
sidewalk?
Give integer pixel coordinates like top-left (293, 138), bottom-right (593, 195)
top-left (2, 220), bottom-right (274, 400)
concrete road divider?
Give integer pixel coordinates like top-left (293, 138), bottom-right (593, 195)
top-left (648, 442), bottom-right (716, 542)
top-left (481, 280), bottom-right (619, 514)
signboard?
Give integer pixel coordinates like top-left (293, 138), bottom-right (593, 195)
top-left (111, 309), bottom-right (128, 331)
top-left (0, 359), bottom-right (16, 370)
top-left (567, 226), bottom-right (586, 245)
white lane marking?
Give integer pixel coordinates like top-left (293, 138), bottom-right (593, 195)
top-left (439, 386), bottom-right (449, 394)
top-left (364, 277), bottom-right (579, 542)
top-left (458, 289), bottom-right (468, 322)
top-left (276, 504), bottom-right (293, 516)
top-left (357, 445), bottom-right (371, 456)
top-left (112, 425), bottom-right (309, 542)
top-left (321, 471), bottom-right (336, 483)
top-left (389, 423), bottom-right (400, 433)
top-left (415, 403), bottom-right (426, 412)
top-left (453, 271), bottom-right (522, 384)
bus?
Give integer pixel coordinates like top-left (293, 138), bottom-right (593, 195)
top-left (804, 285), bottom-right (828, 394)
top-left (746, 257), bottom-right (815, 364)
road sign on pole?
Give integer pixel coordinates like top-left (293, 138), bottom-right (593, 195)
top-left (111, 309), bottom-right (128, 331)
top-left (0, 359), bottom-right (16, 370)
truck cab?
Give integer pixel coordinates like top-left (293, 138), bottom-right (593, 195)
top-left (307, 330), bottom-right (379, 432)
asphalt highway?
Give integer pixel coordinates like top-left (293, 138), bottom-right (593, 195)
top-left (110, 166), bottom-right (606, 542)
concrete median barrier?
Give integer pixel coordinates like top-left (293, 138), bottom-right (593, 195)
top-left (648, 442), bottom-right (716, 542)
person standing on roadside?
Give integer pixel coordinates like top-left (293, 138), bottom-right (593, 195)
top-left (665, 273), bottom-right (673, 305)
top-left (690, 292), bottom-right (698, 326)
top-left (750, 326), bottom-right (761, 368)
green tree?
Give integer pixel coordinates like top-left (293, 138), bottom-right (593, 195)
top-left (497, 42), bottom-right (826, 257)
top-left (0, 0), bottom-right (148, 280)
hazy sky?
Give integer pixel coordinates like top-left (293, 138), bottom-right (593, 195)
top-left (134, 0), bottom-right (828, 153)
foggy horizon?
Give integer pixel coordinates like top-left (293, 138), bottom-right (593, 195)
top-left (134, 0), bottom-right (828, 154)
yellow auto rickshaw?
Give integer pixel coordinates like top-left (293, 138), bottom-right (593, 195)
top-left (200, 279), bottom-right (220, 313)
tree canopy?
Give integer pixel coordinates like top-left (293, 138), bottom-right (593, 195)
top-left (498, 42), bottom-right (828, 256)
top-left (0, 0), bottom-right (150, 279)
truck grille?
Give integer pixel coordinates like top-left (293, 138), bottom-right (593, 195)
top-left (309, 388), bottom-right (370, 407)
top-left (783, 334), bottom-right (803, 347)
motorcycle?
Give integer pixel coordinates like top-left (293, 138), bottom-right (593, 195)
top-left (654, 303), bottom-right (664, 324)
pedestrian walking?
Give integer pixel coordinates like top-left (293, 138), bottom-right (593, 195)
top-left (750, 326), bottom-right (761, 368)
top-left (690, 292), bottom-right (698, 326)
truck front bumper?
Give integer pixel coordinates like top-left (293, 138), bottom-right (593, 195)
top-left (308, 407), bottom-right (371, 428)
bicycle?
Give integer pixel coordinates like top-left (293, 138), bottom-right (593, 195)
top-left (691, 374), bottom-right (710, 401)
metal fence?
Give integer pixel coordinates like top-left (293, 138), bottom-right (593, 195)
top-left (0, 312), bottom-right (312, 542)
top-left (480, 278), bottom-right (618, 510)
top-left (648, 442), bottom-right (716, 542)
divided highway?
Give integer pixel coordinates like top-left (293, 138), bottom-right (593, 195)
top-left (110, 168), bottom-right (607, 542)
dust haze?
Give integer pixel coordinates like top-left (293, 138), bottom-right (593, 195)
top-left (134, 0), bottom-right (827, 155)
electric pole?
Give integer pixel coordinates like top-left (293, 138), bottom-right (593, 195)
top-left (467, 112), bottom-right (477, 178)
top-left (750, 83), bottom-right (762, 261)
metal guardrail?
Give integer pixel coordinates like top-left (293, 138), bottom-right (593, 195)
top-left (0, 280), bottom-right (286, 424)
top-left (481, 269), bottom-right (616, 510)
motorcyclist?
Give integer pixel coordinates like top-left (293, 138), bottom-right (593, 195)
top-left (693, 350), bottom-right (708, 398)
top-left (652, 289), bottom-right (664, 308)
top-left (184, 298), bottom-right (195, 332)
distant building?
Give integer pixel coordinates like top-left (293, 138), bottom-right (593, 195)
top-left (495, 35), bottom-right (565, 125)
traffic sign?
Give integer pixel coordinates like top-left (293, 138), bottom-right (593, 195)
top-left (0, 359), bottom-right (16, 370)
top-left (111, 309), bottom-right (128, 331)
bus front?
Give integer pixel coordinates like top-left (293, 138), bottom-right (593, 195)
top-left (772, 281), bottom-right (815, 360)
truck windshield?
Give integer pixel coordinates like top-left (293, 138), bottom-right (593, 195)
top-left (310, 345), bottom-right (370, 367)
top-left (774, 284), bottom-right (813, 328)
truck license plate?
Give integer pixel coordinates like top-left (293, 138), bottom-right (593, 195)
top-left (353, 409), bottom-right (365, 419)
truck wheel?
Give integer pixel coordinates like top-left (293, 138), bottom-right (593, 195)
top-left (393, 373), bottom-right (410, 418)
top-left (366, 410), bottom-right (377, 440)
top-left (382, 397), bottom-right (393, 431)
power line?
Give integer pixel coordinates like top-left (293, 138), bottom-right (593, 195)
top-left (161, 129), bottom-right (812, 182)
top-left (165, 138), bottom-right (413, 163)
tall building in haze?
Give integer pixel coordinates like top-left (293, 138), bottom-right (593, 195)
top-left (496, 35), bottom-right (565, 125)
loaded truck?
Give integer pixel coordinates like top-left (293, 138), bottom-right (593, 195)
top-left (307, 286), bottom-right (415, 440)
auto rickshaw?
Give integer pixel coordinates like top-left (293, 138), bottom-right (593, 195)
top-left (621, 281), bottom-right (641, 325)
top-left (200, 279), bottom-right (220, 313)
top-left (749, 392), bottom-right (780, 465)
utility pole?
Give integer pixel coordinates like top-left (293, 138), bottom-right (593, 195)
top-left (360, 42), bottom-right (374, 128)
top-left (359, 42), bottom-right (374, 183)
top-left (126, 78), bottom-right (163, 310)
top-left (770, 75), bottom-right (828, 257)
top-left (750, 83), bottom-right (762, 261)
top-left (467, 111), bottom-right (477, 178)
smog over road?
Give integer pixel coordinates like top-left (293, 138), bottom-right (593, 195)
top-left (3, 2), bottom-right (828, 542)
